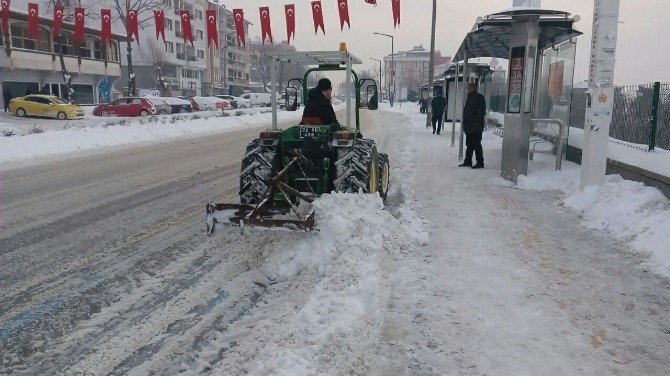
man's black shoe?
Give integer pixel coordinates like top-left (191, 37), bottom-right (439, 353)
top-left (458, 162), bottom-right (472, 167)
top-left (471, 163), bottom-right (485, 169)
top-left (436, 132), bottom-right (440, 135)
top-left (432, 130), bottom-right (435, 134)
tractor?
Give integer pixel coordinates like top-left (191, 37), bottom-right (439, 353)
top-left (206, 48), bottom-right (389, 233)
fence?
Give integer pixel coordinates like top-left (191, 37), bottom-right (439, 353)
top-left (610, 82), bottom-right (670, 151)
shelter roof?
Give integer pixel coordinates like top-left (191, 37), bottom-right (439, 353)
top-left (453, 8), bottom-right (581, 61)
top-left (267, 51), bottom-right (362, 66)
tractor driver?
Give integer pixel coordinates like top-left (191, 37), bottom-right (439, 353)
top-left (301, 78), bottom-right (341, 131)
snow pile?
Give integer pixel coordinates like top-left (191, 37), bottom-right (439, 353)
top-left (198, 193), bottom-right (413, 375)
top-left (516, 160), bottom-right (670, 277)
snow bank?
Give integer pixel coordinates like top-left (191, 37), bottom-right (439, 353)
top-left (198, 193), bottom-right (414, 375)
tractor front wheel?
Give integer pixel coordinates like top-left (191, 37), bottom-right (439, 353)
top-left (377, 153), bottom-right (390, 201)
top-left (239, 139), bottom-right (279, 205)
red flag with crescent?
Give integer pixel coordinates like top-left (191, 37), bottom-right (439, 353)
top-left (364, 0), bottom-right (376, 4)
top-left (101, 9), bottom-right (112, 47)
top-left (180, 10), bottom-right (194, 46)
top-left (285, 4), bottom-right (295, 44)
top-left (311, 1), bottom-right (325, 35)
top-left (337, 0), bottom-right (350, 31)
top-left (1, 0), bottom-right (11, 35)
top-left (127, 9), bottom-right (140, 44)
top-left (233, 9), bottom-right (246, 47)
top-left (206, 9), bottom-right (218, 49)
top-left (392, 0), bottom-right (400, 28)
top-left (74, 7), bottom-right (85, 44)
top-left (259, 7), bottom-right (272, 45)
top-left (52, 4), bottom-right (64, 39)
top-left (27, 3), bottom-right (39, 40)
top-left (154, 10), bottom-right (165, 43)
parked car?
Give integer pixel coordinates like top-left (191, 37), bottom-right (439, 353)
top-left (143, 97), bottom-right (171, 114)
top-left (190, 96), bottom-right (230, 111)
top-left (9, 94), bottom-right (84, 120)
top-left (93, 97), bottom-right (156, 117)
top-left (240, 92), bottom-right (272, 107)
top-left (160, 97), bottom-right (193, 113)
top-left (178, 96), bottom-right (200, 111)
top-left (216, 95), bottom-right (238, 109)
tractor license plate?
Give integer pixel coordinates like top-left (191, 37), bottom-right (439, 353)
top-left (299, 127), bottom-right (322, 139)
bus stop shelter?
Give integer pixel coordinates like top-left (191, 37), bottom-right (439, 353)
top-left (452, 7), bottom-right (581, 181)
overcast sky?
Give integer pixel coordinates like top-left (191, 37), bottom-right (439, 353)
top-left (219, 0), bottom-right (669, 85)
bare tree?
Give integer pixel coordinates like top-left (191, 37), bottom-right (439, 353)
top-left (109, 0), bottom-right (167, 96)
top-left (139, 38), bottom-right (170, 95)
top-left (249, 38), bottom-right (304, 93)
top-left (42, 0), bottom-right (100, 102)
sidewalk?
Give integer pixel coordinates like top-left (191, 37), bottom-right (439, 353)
top-left (374, 107), bottom-right (670, 375)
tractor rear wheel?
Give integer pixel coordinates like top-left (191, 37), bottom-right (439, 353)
top-left (334, 138), bottom-right (379, 195)
top-left (239, 139), bottom-right (279, 205)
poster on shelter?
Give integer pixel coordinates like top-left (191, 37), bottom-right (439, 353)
top-left (548, 61), bottom-right (565, 99)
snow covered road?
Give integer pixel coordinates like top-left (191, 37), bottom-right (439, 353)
top-left (1, 105), bottom-right (669, 375)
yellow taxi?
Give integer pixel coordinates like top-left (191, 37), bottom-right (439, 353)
top-left (9, 95), bottom-right (85, 120)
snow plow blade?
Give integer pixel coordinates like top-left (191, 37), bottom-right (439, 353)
top-left (206, 203), bottom-right (315, 235)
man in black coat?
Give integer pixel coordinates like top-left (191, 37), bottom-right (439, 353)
top-left (459, 83), bottom-right (487, 168)
top-left (430, 92), bottom-right (447, 135)
top-left (302, 78), bottom-right (340, 130)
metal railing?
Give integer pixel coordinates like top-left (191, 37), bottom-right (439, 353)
top-left (531, 118), bottom-right (566, 170)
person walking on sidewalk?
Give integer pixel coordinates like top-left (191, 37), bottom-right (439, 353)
top-left (430, 92), bottom-right (447, 135)
top-left (459, 82), bottom-right (487, 168)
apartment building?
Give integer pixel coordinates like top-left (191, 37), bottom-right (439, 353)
top-left (203, 2), bottom-right (251, 96)
top-left (0, 9), bottom-right (124, 104)
top-left (383, 45), bottom-right (451, 100)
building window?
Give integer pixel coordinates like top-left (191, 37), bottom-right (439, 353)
top-left (197, 49), bottom-right (204, 59)
top-left (181, 69), bottom-right (199, 79)
top-left (166, 19), bottom-right (173, 30)
top-left (195, 9), bottom-right (202, 20)
top-left (196, 30), bottom-right (203, 40)
top-left (10, 22), bottom-right (50, 52)
top-left (165, 41), bottom-right (174, 53)
top-left (57, 32), bottom-right (76, 56)
top-left (175, 21), bottom-right (181, 34)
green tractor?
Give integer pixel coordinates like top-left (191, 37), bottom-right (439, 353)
top-left (206, 49), bottom-right (389, 233)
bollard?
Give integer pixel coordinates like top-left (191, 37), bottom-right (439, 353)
top-left (649, 81), bottom-right (660, 151)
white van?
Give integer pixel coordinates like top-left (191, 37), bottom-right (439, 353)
top-left (240, 92), bottom-right (272, 107)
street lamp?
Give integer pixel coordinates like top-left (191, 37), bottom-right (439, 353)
top-left (374, 32), bottom-right (394, 107)
top-left (370, 57), bottom-right (382, 97)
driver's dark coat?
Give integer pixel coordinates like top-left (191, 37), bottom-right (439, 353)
top-left (302, 88), bottom-right (338, 125)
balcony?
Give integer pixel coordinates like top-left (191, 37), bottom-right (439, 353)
top-left (176, 53), bottom-right (197, 61)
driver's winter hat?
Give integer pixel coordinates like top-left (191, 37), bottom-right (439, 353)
top-left (317, 78), bottom-right (333, 91)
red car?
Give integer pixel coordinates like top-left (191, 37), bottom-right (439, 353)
top-left (93, 97), bottom-right (156, 117)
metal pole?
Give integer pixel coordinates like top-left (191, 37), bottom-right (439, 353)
top-left (346, 56), bottom-right (353, 128)
top-left (649, 81), bottom-right (660, 151)
top-left (270, 57), bottom-right (278, 130)
top-left (425, 0), bottom-right (437, 129)
top-left (451, 62), bottom-right (458, 147)
top-left (391, 36), bottom-right (394, 107)
top-left (580, 0), bottom-right (620, 188)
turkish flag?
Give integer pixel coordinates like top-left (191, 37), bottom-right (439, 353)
top-left (101, 9), bottom-right (112, 47)
top-left (52, 4), bottom-right (64, 39)
top-left (392, 0), bottom-right (400, 28)
top-left (259, 7), bottom-right (272, 45)
top-left (27, 3), bottom-right (39, 40)
top-left (74, 7), bottom-right (85, 44)
top-left (284, 4), bottom-right (295, 44)
top-left (206, 9), bottom-right (218, 49)
top-left (180, 10), bottom-right (194, 46)
top-left (311, 1), bottom-right (325, 35)
top-left (154, 10), bottom-right (165, 43)
top-left (0, 0), bottom-right (10, 35)
top-left (337, 0), bottom-right (350, 31)
top-left (127, 9), bottom-right (140, 44)
top-left (233, 9), bottom-right (246, 47)
top-left (365, 0), bottom-right (376, 4)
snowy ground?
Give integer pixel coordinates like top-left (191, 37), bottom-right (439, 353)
top-left (1, 102), bottom-right (669, 375)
